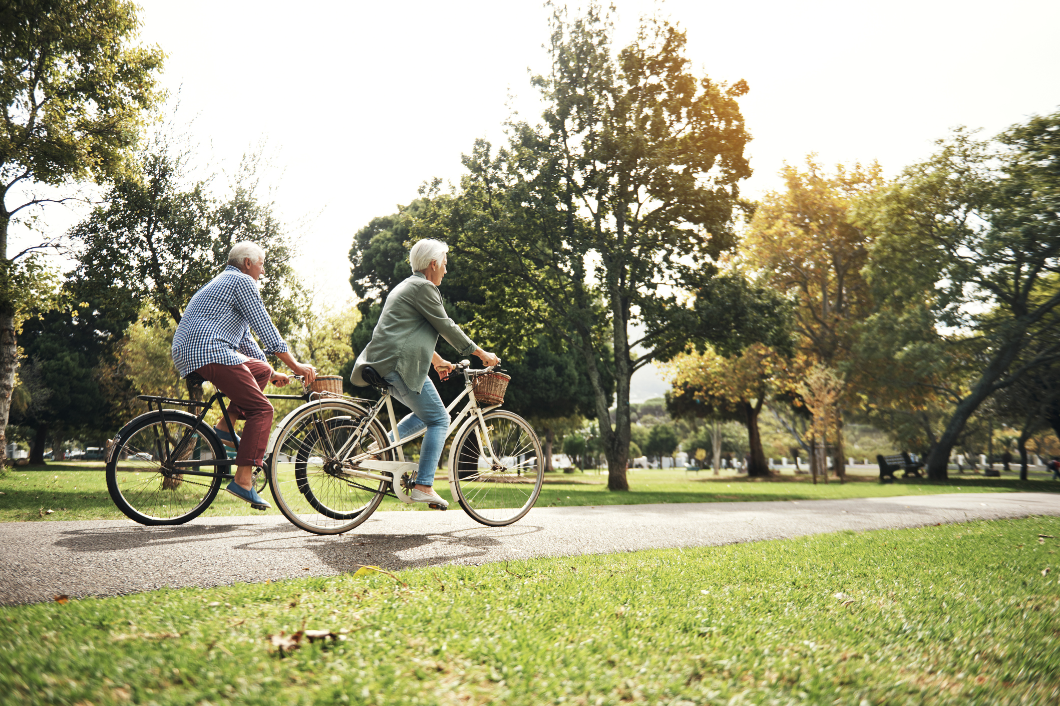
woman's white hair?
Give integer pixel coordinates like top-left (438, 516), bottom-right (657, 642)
top-left (227, 241), bottom-right (266, 268)
top-left (409, 239), bottom-right (448, 273)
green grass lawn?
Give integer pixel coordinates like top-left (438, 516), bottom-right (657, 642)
top-left (3, 516), bottom-right (1058, 704)
top-left (2, 462), bottom-right (1058, 522)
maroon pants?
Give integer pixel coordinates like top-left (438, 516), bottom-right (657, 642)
top-left (196, 360), bottom-right (273, 467)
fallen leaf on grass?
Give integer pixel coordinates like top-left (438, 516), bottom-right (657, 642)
top-left (353, 564), bottom-right (407, 586)
top-left (1043, 568), bottom-right (1052, 577)
top-left (54, 595), bottom-right (69, 604)
top-left (113, 687), bottom-right (131, 701)
top-left (1041, 534), bottom-right (1055, 539)
top-left (269, 629), bottom-right (337, 656)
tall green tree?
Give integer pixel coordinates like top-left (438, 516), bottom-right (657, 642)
top-left (70, 139), bottom-right (296, 333)
top-left (860, 112), bottom-right (1060, 479)
top-left (0, 0), bottom-right (162, 465)
top-left (12, 282), bottom-right (137, 463)
top-left (415, 5), bottom-right (776, 490)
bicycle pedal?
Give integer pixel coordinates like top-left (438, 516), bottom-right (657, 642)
top-left (429, 503), bottom-right (447, 511)
top-left (250, 503), bottom-right (269, 511)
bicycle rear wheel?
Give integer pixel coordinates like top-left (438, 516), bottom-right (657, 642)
top-left (268, 400), bottom-right (391, 534)
top-left (106, 411), bottom-right (226, 525)
top-left (450, 410), bottom-right (544, 526)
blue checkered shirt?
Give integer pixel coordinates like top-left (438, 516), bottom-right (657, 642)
top-left (172, 266), bottom-right (289, 378)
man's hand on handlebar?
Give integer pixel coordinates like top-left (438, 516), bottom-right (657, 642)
top-left (276, 351), bottom-right (316, 386)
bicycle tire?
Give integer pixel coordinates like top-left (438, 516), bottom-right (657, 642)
top-left (106, 411), bottom-right (226, 525)
top-left (449, 410), bottom-right (544, 526)
top-left (268, 400), bottom-right (392, 535)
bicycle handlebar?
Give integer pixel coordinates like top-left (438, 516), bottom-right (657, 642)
top-left (439, 360), bottom-right (503, 382)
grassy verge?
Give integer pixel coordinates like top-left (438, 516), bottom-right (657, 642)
top-left (2, 463), bottom-right (1058, 522)
top-left (3, 517), bottom-right (1059, 704)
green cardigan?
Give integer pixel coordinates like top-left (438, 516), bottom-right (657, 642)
top-left (350, 273), bottom-right (477, 393)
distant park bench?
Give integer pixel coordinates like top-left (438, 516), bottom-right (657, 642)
top-left (877, 453), bottom-right (924, 483)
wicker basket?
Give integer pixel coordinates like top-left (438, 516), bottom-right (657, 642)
top-left (310, 375), bottom-right (344, 396)
top-left (472, 371), bottom-right (510, 405)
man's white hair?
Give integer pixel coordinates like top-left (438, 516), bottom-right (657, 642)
top-left (227, 241), bottom-right (266, 268)
top-left (409, 238), bottom-right (448, 273)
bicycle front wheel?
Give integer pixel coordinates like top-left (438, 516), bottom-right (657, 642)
top-left (268, 400), bottom-right (391, 534)
top-left (106, 411), bottom-right (226, 525)
top-left (449, 410), bottom-right (544, 526)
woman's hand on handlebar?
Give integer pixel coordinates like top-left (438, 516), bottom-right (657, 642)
top-left (270, 371), bottom-right (292, 387)
top-left (432, 353), bottom-right (456, 380)
top-left (474, 348), bottom-right (500, 368)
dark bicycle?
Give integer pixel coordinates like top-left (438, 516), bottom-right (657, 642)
top-left (103, 372), bottom-right (310, 525)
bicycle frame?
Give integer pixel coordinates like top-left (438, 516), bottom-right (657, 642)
top-left (117, 385), bottom-right (312, 480)
top-left (326, 369), bottom-right (502, 503)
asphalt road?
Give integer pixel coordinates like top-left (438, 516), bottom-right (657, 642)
top-left (2, 492), bottom-right (1059, 606)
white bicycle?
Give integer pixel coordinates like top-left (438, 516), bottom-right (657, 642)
top-left (265, 361), bottom-right (544, 535)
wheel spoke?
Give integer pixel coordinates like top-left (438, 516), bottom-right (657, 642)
top-left (451, 411), bottom-right (543, 526)
top-left (107, 414), bottom-right (224, 525)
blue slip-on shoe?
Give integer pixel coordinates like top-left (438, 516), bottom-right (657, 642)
top-left (225, 480), bottom-right (271, 510)
top-left (214, 427), bottom-right (241, 448)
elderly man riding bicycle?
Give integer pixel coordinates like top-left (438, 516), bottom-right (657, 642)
top-left (172, 242), bottom-right (317, 509)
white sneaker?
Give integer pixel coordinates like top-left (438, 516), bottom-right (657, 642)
top-left (410, 488), bottom-right (449, 510)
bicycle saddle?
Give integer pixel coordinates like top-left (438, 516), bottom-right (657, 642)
top-left (361, 366), bottom-right (390, 391)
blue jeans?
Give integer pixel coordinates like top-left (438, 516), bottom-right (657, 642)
top-left (384, 371), bottom-right (449, 486)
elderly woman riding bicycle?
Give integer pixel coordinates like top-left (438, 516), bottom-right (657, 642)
top-left (351, 238), bottom-right (499, 509)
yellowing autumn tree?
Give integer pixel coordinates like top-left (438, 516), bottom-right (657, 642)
top-left (665, 344), bottom-right (799, 477)
top-left (744, 158), bottom-right (884, 474)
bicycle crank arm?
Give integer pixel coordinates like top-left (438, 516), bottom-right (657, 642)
top-left (349, 460), bottom-right (418, 505)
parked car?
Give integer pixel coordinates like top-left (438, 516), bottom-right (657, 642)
top-left (83, 447), bottom-right (105, 461)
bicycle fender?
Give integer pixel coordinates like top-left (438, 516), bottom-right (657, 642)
top-left (107, 409), bottom-right (208, 465)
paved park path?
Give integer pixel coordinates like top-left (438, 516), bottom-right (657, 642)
top-left (2, 492), bottom-right (1059, 606)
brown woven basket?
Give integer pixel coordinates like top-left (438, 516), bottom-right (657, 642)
top-left (472, 372), bottom-right (510, 405)
top-left (310, 375), bottom-right (344, 396)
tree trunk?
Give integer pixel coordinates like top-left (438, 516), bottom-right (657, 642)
top-left (578, 331), bottom-right (629, 491)
top-left (30, 423), bottom-right (48, 465)
top-left (543, 426), bottom-right (554, 473)
top-left (0, 307), bottom-right (15, 471)
top-left (925, 334), bottom-right (1028, 479)
top-left (832, 409), bottom-right (846, 482)
top-left (743, 399), bottom-right (770, 477)
top-left (712, 419), bottom-right (721, 476)
top-left (1018, 433), bottom-right (1029, 481)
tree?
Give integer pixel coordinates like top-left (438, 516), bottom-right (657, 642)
top-left (665, 344), bottom-right (798, 477)
top-left (412, 4), bottom-right (789, 492)
top-left (285, 279), bottom-right (359, 377)
top-left (644, 423), bottom-right (679, 467)
top-left (800, 364), bottom-right (845, 483)
top-left (70, 138), bottom-right (295, 331)
top-left (860, 113), bottom-right (1060, 479)
top-left (744, 158), bottom-right (883, 475)
top-left (667, 380), bottom-right (742, 475)
top-left (12, 284), bottom-right (137, 463)
top-left (0, 0), bottom-right (163, 466)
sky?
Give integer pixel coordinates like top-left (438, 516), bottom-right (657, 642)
top-left (18, 0), bottom-right (1060, 401)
